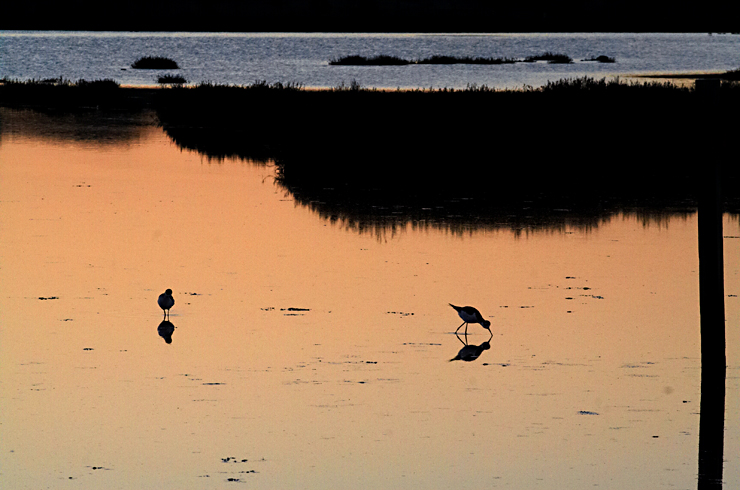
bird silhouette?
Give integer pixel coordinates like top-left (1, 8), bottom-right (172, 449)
top-left (158, 320), bottom-right (175, 344)
top-left (449, 303), bottom-right (490, 335)
top-left (158, 289), bottom-right (174, 320)
top-left (450, 341), bottom-right (491, 362)
top-left (450, 329), bottom-right (493, 362)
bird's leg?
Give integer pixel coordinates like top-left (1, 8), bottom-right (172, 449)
top-left (465, 323), bottom-right (468, 336)
top-left (455, 322), bottom-right (465, 334)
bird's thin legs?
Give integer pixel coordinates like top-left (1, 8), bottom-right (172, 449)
top-left (455, 322), bottom-right (467, 334)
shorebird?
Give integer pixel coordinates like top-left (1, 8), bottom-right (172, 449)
top-left (158, 289), bottom-right (174, 319)
top-left (449, 303), bottom-right (490, 335)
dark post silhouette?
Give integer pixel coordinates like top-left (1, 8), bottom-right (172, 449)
top-left (695, 78), bottom-right (726, 490)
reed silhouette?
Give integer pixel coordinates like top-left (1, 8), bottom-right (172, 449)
top-left (0, 77), bottom-right (154, 111)
top-left (157, 74), bottom-right (187, 85)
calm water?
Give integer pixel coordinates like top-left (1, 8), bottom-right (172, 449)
top-left (1, 31), bottom-right (739, 89)
top-left (0, 108), bottom-right (738, 489)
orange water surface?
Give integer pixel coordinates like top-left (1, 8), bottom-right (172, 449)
top-left (1, 108), bottom-right (738, 489)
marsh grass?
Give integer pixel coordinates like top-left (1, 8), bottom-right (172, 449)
top-left (131, 56), bottom-right (179, 69)
top-left (152, 76), bottom-right (739, 214)
top-left (0, 77), bottom-right (145, 110)
top-left (157, 74), bottom-right (187, 84)
top-left (721, 68), bottom-right (740, 80)
top-left (330, 53), bottom-right (561, 66)
top-left (2, 75), bottom-right (738, 215)
top-left (329, 55), bottom-right (409, 66)
top-left (522, 52), bottom-right (573, 63)
top-left (583, 55), bottom-right (616, 63)
top-left (417, 55), bottom-right (518, 65)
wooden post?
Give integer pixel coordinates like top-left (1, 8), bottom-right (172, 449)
top-left (695, 78), bottom-right (726, 490)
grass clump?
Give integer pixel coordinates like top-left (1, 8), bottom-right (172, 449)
top-left (0, 77), bottom-right (133, 109)
top-left (131, 56), bottom-right (179, 69)
top-left (158, 74), bottom-right (187, 85)
top-left (721, 68), bottom-right (740, 80)
top-left (416, 55), bottom-right (517, 65)
top-left (523, 52), bottom-right (573, 63)
top-left (329, 55), bottom-right (410, 66)
top-left (330, 52), bottom-right (572, 66)
top-left (583, 55), bottom-right (616, 63)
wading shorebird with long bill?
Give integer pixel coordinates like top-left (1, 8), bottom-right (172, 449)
top-left (158, 289), bottom-right (175, 320)
top-left (449, 303), bottom-right (490, 335)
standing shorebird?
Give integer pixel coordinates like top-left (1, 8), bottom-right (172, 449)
top-left (158, 289), bottom-right (174, 319)
top-left (449, 303), bottom-right (490, 335)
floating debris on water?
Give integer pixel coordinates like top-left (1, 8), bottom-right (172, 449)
top-left (578, 410), bottom-right (599, 415)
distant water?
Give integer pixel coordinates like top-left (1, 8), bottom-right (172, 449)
top-left (1, 31), bottom-right (739, 90)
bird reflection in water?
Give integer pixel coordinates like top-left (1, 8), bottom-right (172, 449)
top-left (449, 330), bottom-right (493, 362)
top-left (158, 320), bottom-right (175, 344)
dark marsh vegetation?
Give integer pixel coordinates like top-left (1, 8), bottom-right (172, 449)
top-left (0, 77), bottom-right (138, 110)
top-left (583, 55), bottom-right (616, 63)
top-left (153, 78), bottom-right (740, 222)
top-left (330, 52), bottom-right (582, 66)
top-left (157, 74), bottom-right (188, 85)
top-left (2, 75), bottom-right (739, 230)
top-left (131, 56), bottom-right (180, 69)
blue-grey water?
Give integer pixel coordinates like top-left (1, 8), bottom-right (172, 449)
top-left (1, 31), bottom-right (739, 89)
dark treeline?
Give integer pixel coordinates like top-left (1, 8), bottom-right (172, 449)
top-left (3, 0), bottom-right (739, 32)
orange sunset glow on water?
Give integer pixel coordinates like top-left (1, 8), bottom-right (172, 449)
top-left (1, 108), bottom-right (738, 489)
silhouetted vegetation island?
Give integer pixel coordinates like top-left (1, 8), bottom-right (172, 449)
top-left (329, 53), bottom-right (569, 66)
top-left (522, 52), bottom-right (573, 63)
top-left (131, 56), bottom-right (179, 69)
top-left (583, 55), bottom-right (616, 63)
top-left (330, 55), bottom-right (410, 66)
